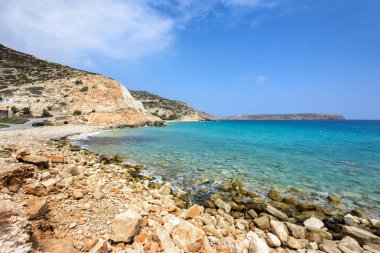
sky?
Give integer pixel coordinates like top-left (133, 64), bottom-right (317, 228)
top-left (1, 0), bottom-right (379, 119)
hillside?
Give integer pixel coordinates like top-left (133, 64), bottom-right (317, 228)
top-left (130, 90), bottom-right (216, 121)
top-left (225, 113), bottom-right (345, 120)
top-left (0, 44), bottom-right (159, 127)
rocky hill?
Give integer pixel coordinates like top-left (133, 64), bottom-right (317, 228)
top-left (130, 90), bottom-right (216, 121)
top-left (225, 113), bottom-right (345, 120)
top-left (0, 44), bottom-right (159, 127)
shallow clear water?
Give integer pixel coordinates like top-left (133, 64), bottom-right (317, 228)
top-left (81, 120), bottom-right (380, 217)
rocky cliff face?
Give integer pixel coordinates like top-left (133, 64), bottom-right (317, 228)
top-left (0, 44), bottom-right (159, 126)
top-left (130, 90), bottom-right (216, 121)
top-left (225, 113), bottom-right (345, 120)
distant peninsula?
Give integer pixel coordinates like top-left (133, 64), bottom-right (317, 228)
top-left (225, 113), bottom-right (345, 120)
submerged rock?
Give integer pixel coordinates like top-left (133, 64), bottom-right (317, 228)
top-left (268, 189), bottom-right (282, 201)
top-left (327, 195), bottom-right (345, 209)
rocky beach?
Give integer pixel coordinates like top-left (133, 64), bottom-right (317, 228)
top-left (1, 125), bottom-right (379, 253)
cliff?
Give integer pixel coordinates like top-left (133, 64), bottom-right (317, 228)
top-left (225, 113), bottom-right (345, 120)
top-left (0, 44), bottom-right (160, 127)
top-left (130, 90), bottom-right (216, 121)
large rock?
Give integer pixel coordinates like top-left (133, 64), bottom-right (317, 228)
top-left (287, 236), bottom-right (308, 250)
top-left (110, 210), bottom-right (142, 242)
top-left (171, 219), bottom-right (206, 252)
top-left (23, 182), bottom-right (47, 196)
top-left (26, 196), bottom-right (48, 219)
top-left (215, 198), bottom-right (231, 213)
top-left (156, 228), bottom-right (175, 250)
top-left (38, 239), bottom-right (76, 253)
top-left (180, 204), bottom-right (204, 219)
top-left (319, 240), bottom-right (341, 253)
top-left (40, 154), bottom-right (64, 163)
top-left (306, 227), bottom-right (333, 240)
top-left (270, 220), bottom-right (288, 243)
top-left (341, 226), bottom-right (380, 248)
top-left (17, 154), bottom-right (49, 168)
top-left (303, 217), bottom-right (325, 230)
top-left (286, 222), bottom-right (306, 239)
top-left (266, 232), bottom-right (281, 247)
top-left (247, 231), bottom-right (270, 253)
top-left (89, 239), bottom-right (109, 253)
top-left (266, 205), bottom-right (289, 221)
top-left (338, 236), bottom-right (362, 253)
top-left (254, 216), bottom-right (271, 230)
top-left (159, 182), bottom-right (172, 195)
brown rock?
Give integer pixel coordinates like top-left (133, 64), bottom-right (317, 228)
top-left (270, 220), bottom-right (289, 243)
top-left (338, 236), bottom-right (362, 253)
top-left (156, 227), bottom-right (175, 250)
top-left (319, 240), bottom-right (341, 253)
top-left (17, 154), bottom-right (49, 168)
top-left (85, 238), bottom-right (99, 251)
top-left (287, 236), bottom-right (308, 250)
top-left (327, 195), bottom-right (344, 209)
top-left (8, 178), bottom-right (22, 192)
top-left (110, 210), bottom-right (142, 242)
top-left (306, 227), bottom-right (333, 240)
top-left (254, 216), bottom-right (271, 230)
top-left (39, 239), bottom-right (77, 253)
top-left (40, 154), bottom-right (64, 163)
top-left (306, 232), bottom-right (323, 244)
top-left (26, 196), bottom-right (48, 219)
top-left (171, 220), bottom-right (206, 252)
top-left (268, 189), bottom-right (282, 201)
top-left (181, 204), bottom-right (204, 219)
top-left (267, 205), bottom-right (289, 221)
top-left (286, 222), bottom-right (306, 239)
top-left (72, 189), bottom-right (83, 200)
top-left (89, 239), bottom-right (108, 253)
top-left (341, 226), bottom-right (380, 248)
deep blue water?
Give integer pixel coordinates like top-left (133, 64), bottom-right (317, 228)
top-left (81, 120), bottom-right (380, 217)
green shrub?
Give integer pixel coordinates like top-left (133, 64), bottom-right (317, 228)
top-left (47, 106), bottom-right (53, 111)
top-left (22, 107), bottom-right (31, 116)
top-left (73, 110), bottom-right (82, 116)
top-left (42, 120), bottom-right (53, 126)
top-left (42, 109), bottom-right (52, 117)
top-left (80, 86), bottom-right (89, 92)
top-left (11, 106), bottom-right (19, 114)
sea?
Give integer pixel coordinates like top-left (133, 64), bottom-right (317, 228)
top-left (80, 120), bottom-right (380, 218)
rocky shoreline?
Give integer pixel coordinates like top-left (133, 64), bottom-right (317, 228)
top-left (1, 126), bottom-right (380, 253)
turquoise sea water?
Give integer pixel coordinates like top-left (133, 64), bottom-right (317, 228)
top-left (81, 120), bottom-right (380, 217)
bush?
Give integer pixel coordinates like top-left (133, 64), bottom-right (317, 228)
top-left (22, 107), bottom-right (31, 116)
top-left (42, 109), bottom-right (52, 117)
top-left (80, 86), bottom-right (89, 92)
top-left (11, 106), bottom-right (19, 114)
top-left (73, 110), bottom-right (82, 116)
top-left (75, 80), bottom-right (83, 85)
top-left (43, 120), bottom-right (53, 126)
top-left (47, 106), bottom-right (53, 111)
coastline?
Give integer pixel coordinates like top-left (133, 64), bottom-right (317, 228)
top-left (1, 125), bottom-right (379, 253)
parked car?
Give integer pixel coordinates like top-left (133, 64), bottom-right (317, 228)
top-left (32, 122), bottom-right (45, 127)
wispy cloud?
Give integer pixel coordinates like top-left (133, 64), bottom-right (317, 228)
top-left (0, 0), bottom-right (279, 65)
top-left (238, 72), bottom-right (268, 84)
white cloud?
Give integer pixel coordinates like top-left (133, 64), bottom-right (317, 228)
top-left (238, 72), bottom-right (268, 84)
top-left (0, 0), bottom-right (278, 65)
top-left (0, 0), bottom-right (174, 64)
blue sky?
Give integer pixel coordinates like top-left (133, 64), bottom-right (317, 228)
top-left (1, 0), bottom-right (380, 119)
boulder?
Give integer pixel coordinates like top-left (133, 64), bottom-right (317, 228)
top-left (171, 219), bottom-right (206, 252)
top-left (248, 209), bottom-right (258, 218)
top-left (268, 189), bottom-right (282, 201)
top-left (40, 154), bottom-right (64, 163)
top-left (267, 205), bottom-right (289, 221)
top-left (319, 240), bottom-right (341, 253)
top-left (341, 226), bottom-right (380, 248)
top-left (39, 239), bottom-right (76, 253)
top-left (72, 189), bottom-right (83, 200)
top-left (17, 154), bottom-right (49, 168)
top-left (23, 182), bottom-right (47, 196)
top-left (180, 204), bottom-right (204, 219)
top-left (26, 196), bottom-right (48, 219)
top-left (266, 232), bottom-right (282, 247)
top-left (303, 217), bottom-right (325, 230)
top-left (8, 178), bottom-right (22, 192)
top-left (286, 222), bottom-right (306, 239)
top-left (254, 216), bottom-right (271, 230)
top-left (156, 228), bottom-right (175, 250)
top-left (306, 227), bottom-right (333, 240)
top-left (247, 231), bottom-right (270, 253)
top-left (159, 182), bottom-right (172, 195)
top-left (110, 210), bottom-right (142, 242)
top-left (215, 198), bottom-right (231, 213)
top-left (338, 236), bottom-right (362, 253)
top-left (287, 236), bottom-right (308, 250)
top-left (270, 220), bottom-right (289, 243)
